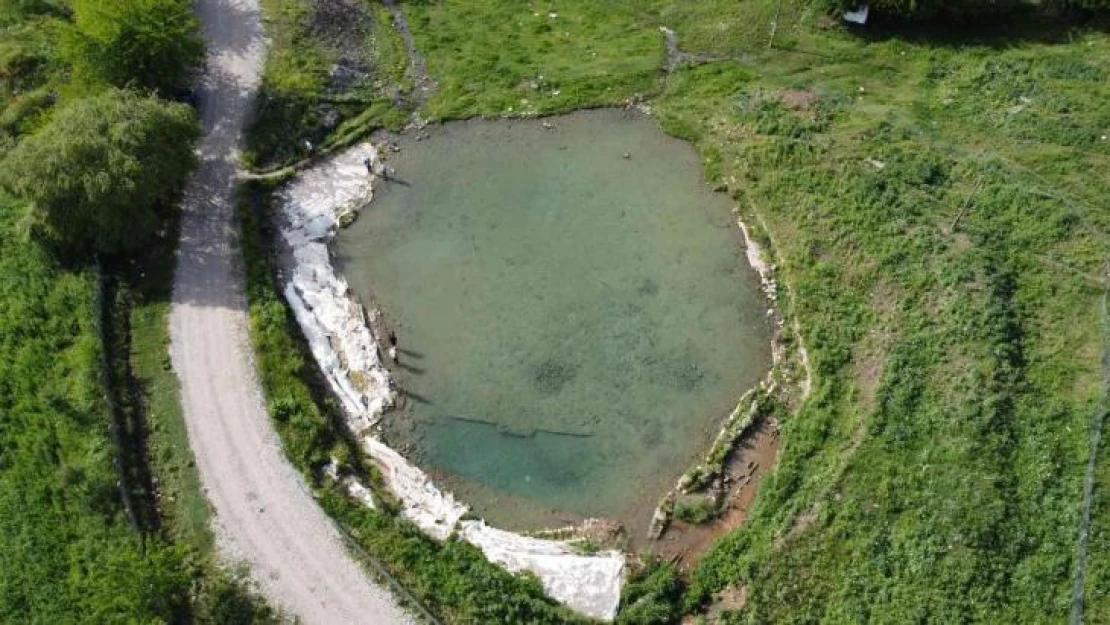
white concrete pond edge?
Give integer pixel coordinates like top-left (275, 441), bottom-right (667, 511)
top-left (273, 142), bottom-right (624, 621)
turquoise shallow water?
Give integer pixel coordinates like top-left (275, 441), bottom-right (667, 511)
top-left (335, 110), bottom-right (771, 531)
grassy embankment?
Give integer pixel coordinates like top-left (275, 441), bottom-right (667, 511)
top-left (1, 3), bottom-right (274, 621)
top-left (0, 196), bottom-right (191, 621)
top-left (242, 0), bottom-right (1109, 622)
top-left (648, 6), bottom-right (1110, 622)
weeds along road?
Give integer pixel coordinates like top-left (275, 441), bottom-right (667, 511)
top-left (169, 0), bottom-right (414, 622)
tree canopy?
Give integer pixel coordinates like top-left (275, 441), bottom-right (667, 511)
top-left (0, 88), bottom-right (198, 256)
top-left (62, 0), bottom-right (203, 96)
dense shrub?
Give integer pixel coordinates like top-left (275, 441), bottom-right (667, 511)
top-left (0, 198), bottom-right (193, 622)
top-left (62, 0), bottom-right (203, 96)
top-left (0, 88), bottom-right (198, 256)
top-left (0, 0), bottom-right (62, 24)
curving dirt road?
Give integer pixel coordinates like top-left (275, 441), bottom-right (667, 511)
top-left (169, 0), bottom-right (414, 622)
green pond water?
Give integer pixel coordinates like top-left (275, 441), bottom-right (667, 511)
top-left (335, 110), bottom-right (771, 533)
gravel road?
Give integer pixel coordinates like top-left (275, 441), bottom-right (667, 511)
top-left (169, 0), bottom-right (415, 622)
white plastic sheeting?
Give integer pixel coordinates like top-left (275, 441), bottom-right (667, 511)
top-left (459, 521), bottom-right (626, 620)
top-left (843, 4), bottom-right (870, 24)
top-left (277, 142), bottom-right (394, 431)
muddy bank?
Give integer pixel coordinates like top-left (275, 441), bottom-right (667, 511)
top-left (644, 210), bottom-right (813, 546)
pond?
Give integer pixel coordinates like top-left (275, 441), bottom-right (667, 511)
top-left (335, 109), bottom-right (771, 534)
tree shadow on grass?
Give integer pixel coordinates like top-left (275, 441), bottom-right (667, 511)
top-left (846, 8), bottom-right (1110, 50)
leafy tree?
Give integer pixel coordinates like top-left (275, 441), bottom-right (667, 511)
top-left (62, 0), bottom-right (202, 96)
top-left (0, 88), bottom-right (198, 256)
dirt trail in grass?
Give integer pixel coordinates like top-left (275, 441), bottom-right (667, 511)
top-left (1071, 263), bottom-right (1110, 624)
top-left (169, 0), bottom-right (414, 621)
top-left (382, 0), bottom-right (436, 114)
top-left (659, 26), bottom-right (742, 73)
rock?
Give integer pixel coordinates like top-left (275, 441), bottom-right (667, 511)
top-left (647, 507), bottom-right (670, 540)
top-left (622, 152), bottom-right (631, 159)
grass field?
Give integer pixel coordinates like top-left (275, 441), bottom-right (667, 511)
top-left (637, 7), bottom-right (1110, 620)
top-left (245, 0), bottom-right (1109, 622)
top-left (127, 219), bottom-right (214, 555)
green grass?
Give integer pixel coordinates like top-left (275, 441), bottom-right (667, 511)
top-left (0, 195), bottom-right (196, 622)
top-left (403, 0), bottom-right (665, 120)
top-left (0, 13), bottom-right (206, 615)
top-left (641, 8), bottom-right (1110, 621)
top-left (0, 14), bottom-right (62, 147)
top-left (127, 219), bottom-right (214, 555)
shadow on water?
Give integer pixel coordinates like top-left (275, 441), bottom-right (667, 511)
top-left (398, 388), bottom-right (432, 405)
top-left (411, 415), bottom-right (606, 503)
top-left (380, 175), bottom-right (411, 187)
top-left (394, 361), bottom-right (426, 374)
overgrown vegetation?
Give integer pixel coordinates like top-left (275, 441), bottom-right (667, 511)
top-left (61, 0), bottom-right (203, 97)
top-left (245, 0), bottom-right (409, 169)
top-left (0, 196), bottom-right (193, 621)
top-left (672, 494), bottom-right (720, 525)
top-left (237, 179), bottom-right (589, 624)
top-left (616, 560), bottom-right (684, 625)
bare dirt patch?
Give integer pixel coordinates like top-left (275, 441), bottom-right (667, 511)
top-left (780, 89), bottom-right (818, 110)
top-left (650, 417), bottom-right (780, 567)
top-left (853, 280), bottom-right (899, 412)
